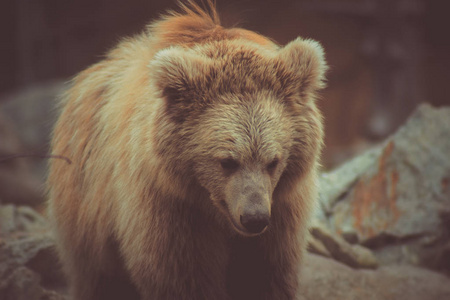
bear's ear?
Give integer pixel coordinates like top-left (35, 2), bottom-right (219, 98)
top-left (277, 38), bottom-right (327, 98)
top-left (150, 47), bottom-right (209, 112)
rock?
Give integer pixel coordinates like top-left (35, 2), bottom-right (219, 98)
top-left (0, 266), bottom-right (66, 300)
top-left (6, 234), bottom-right (56, 268)
top-left (0, 266), bottom-right (43, 300)
top-left (0, 230), bottom-right (66, 299)
top-left (0, 205), bottom-right (49, 237)
top-left (316, 146), bottom-right (382, 220)
top-left (350, 244), bottom-right (378, 269)
top-left (320, 104), bottom-right (450, 272)
top-left (310, 225), bottom-right (378, 269)
top-left (298, 253), bottom-right (450, 300)
top-left (24, 239), bottom-right (66, 290)
top-left (307, 234), bottom-right (331, 258)
top-left (341, 230), bottom-right (359, 244)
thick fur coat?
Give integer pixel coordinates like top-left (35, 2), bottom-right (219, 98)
top-left (47, 2), bottom-right (327, 300)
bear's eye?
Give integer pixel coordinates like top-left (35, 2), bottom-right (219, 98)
top-left (266, 158), bottom-right (279, 173)
top-left (220, 158), bottom-right (240, 172)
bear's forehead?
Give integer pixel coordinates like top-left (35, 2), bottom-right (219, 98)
top-left (191, 41), bottom-right (299, 98)
top-left (197, 99), bottom-right (291, 161)
top-left (202, 94), bottom-right (290, 138)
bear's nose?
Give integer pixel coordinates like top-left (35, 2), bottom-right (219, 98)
top-left (240, 213), bottom-right (269, 234)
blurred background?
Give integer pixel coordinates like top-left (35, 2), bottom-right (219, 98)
top-left (1, 3), bottom-right (450, 298)
top-left (0, 0), bottom-right (449, 171)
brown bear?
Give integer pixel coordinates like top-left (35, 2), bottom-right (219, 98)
top-left (47, 1), bottom-right (327, 300)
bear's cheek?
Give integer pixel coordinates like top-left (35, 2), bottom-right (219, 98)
top-left (193, 164), bottom-right (231, 206)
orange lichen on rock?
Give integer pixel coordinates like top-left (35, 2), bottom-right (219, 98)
top-left (352, 141), bottom-right (401, 239)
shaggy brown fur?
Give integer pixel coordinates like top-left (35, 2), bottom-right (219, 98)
top-left (47, 1), bottom-right (327, 299)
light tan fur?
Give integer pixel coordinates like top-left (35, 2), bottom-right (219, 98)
top-left (47, 1), bottom-right (327, 299)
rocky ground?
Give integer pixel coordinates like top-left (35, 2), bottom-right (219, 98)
top-left (0, 84), bottom-right (449, 300)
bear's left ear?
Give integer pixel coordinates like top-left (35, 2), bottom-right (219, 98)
top-left (277, 38), bottom-right (328, 98)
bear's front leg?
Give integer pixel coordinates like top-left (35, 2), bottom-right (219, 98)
top-left (259, 194), bottom-right (312, 300)
top-left (260, 230), bottom-right (304, 300)
top-left (227, 198), bottom-right (308, 300)
top-left (118, 201), bottom-right (231, 300)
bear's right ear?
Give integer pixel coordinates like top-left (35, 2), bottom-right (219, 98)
top-left (277, 38), bottom-right (328, 99)
top-left (150, 47), bottom-right (209, 114)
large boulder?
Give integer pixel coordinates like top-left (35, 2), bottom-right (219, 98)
top-left (318, 104), bottom-right (450, 273)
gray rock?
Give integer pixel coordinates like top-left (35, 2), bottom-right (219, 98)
top-left (341, 230), bottom-right (359, 244)
top-left (320, 104), bottom-right (450, 272)
top-left (0, 267), bottom-right (58, 300)
top-left (0, 205), bottom-right (49, 237)
top-left (0, 266), bottom-right (46, 300)
top-left (316, 146), bottom-right (382, 220)
top-left (0, 266), bottom-right (66, 300)
top-left (298, 253), bottom-right (450, 300)
top-left (0, 232), bottom-right (65, 299)
top-left (307, 234), bottom-right (331, 258)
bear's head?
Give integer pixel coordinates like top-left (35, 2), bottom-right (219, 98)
top-left (150, 38), bottom-right (326, 236)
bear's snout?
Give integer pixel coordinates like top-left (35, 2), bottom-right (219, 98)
top-left (240, 212), bottom-right (269, 234)
top-left (239, 192), bottom-right (270, 234)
